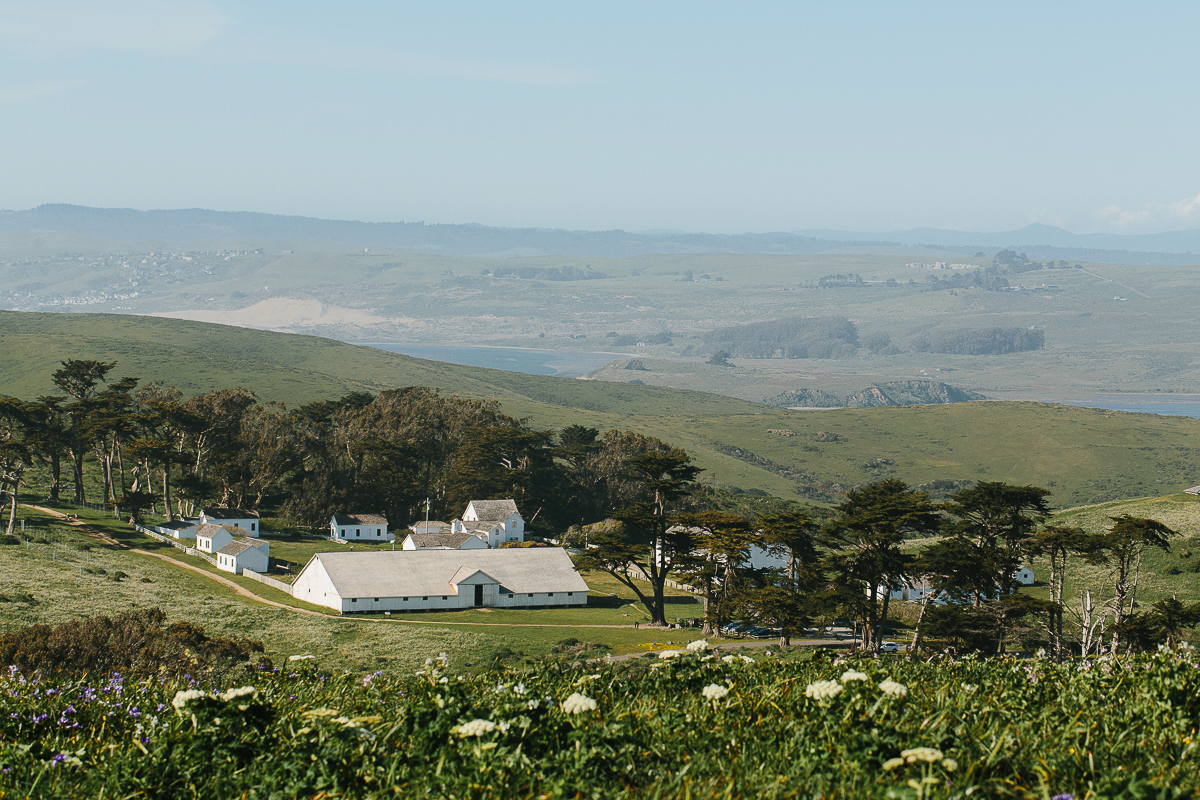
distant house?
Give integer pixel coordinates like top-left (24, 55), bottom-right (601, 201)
top-left (291, 548), bottom-right (588, 614)
top-left (330, 513), bottom-right (393, 542)
top-left (199, 507), bottom-right (261, 536)
top-left (1013, 566), bottom-right (1035, 585)
top-left (401, 530), bottom-right (488, 551)
top-left (216, 538), bottom-right (270, 575)
top-left (449, 499), bottom-right (526, 548)
top-left (154, 520), bottom-right (201, 540)
top-left (876, 566), bottom-right (1036, 603)
top-left (195, 523), bottom-right (238, 554)
top-left (1185, 486), bottom-right (1200, 496)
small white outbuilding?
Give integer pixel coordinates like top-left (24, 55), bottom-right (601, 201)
top-left (199, 507), bottom-right (261, 536)
top-left (216, 538), bottom-right (270, 575)
top-left (330, 513), bottom-right (393, 542)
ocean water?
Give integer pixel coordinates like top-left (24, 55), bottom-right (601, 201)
top-left (1035, 396), bottom-right (1200, 419)
top-left (365, 344), bottom-right (623, 377)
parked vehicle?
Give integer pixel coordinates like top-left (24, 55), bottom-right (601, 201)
top-left (879, 641), bottom-right (899, 653)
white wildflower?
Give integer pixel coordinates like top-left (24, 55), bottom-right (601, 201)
top-left (804, 680), bottom-right (843, 700)
top-left (901, 747), bottom-right (943, 764)
top-left (451, 719), bottom-right (497, 737)
top-left (840, 670), bottom-right (869, 683)
top-left (961, 683), bottom-right (976, 692)
top-left (882, 757), bottom-right (905, 770)
top-left (171, 689), bottom-right (207, 710)
top-left (740, 655), bottom-right (755, 664)
top-left (527, 699), bottom-right (540, 710)
top-left (561, 692), bottom-right (598, 714)
top-left (288, 654), bottom-right (315, 662)
top-left (701, 683), bottom-right (730, 701)
top-left (218, 686), bottom-right (257, 702)
top-left (686, 639), bottom-right (710, 652)
top-left (942, 758), bottom-right (958, 772)
top-left (658, 649), bottom-right (683, 659)
top-left (721, 655), bottom-right (736, 664)
top-left (879, 679), bottom-right (908, 697)
top-left (513, 682), bottom-right (527, 695)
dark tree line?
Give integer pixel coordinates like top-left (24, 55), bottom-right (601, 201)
top-left (700, 316), bottom-right (859, 359)
top-left (909, 326), bottom-right (1045, 355)
top-left (0, 360), bottom-right (704, 535)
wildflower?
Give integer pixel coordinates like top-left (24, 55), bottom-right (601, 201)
top-left (1050, 795), bottom-right (1075, 800)
top-left (702, 683), bottom-right (730, 701)
top-left (840, 670), bottom-right (869, 683)
top-left (879, 679), bottom-right (907, 697)
top-left (451, 719), bottom-right (497, 737)
top-left (513, 682), bottom-right (527, 695)
top-left (805, 680), bottom-right (843, 700)
top-left (50, 754), bottom-right (69, 767)
top-left (658, 649), bottom-right (683, 659)
top-left (942, 758), bottom-right (958, 771)
top-left (562, 692), bottom-right (598, 714)
top-left (219, 686), bottom-right (257, 702)
top-left (740, 655), bottom-right (755, 663)
top-left (883, 757), bottom-right (905, 770)
top-left (527, 699), bottom-right (540, 710)
top-left (288, 654), bottom-right (315, 662)
top-left (721, 655), bottom-right (736, 664)
top-left (686, 639), bottom-right (710, 652)
top-left (171, 689), bottom-right (208, 710)
top-left (901, 747), bottom-right (943, 763)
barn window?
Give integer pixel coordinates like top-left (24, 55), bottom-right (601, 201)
top-left (351, 598), bottom-right (357, 603)
top-left (527, 593), bottom-right (534, 597)
top-left (374, 597), bottom-right (379, 602)
top-left (507, 594), bottom-right (514, 599)
top-left (422, 596), bottom-right (428, 600)
top-left (567, 592), bottom-right (573, 597)
top-left (441, 595), bottom-right (447, 600)
top-left (547, 593), bottom-right (554, 597)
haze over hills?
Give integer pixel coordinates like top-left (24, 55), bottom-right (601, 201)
top-left (4, 205), bottom-right (1200, 264)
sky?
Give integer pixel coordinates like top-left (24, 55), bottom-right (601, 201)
top-left (2, 1), bottom-right (1199, 235)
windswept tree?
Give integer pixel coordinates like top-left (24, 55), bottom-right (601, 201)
top-left (51, 359), bottom-right (116, 502)
top-left (576, 450), bottom-right (701, 626)
top-left (0, 397), bottom-right (35, 534)
top-left (1103, 515), bottom-right (1176, 654)
top-left (674, 511), bottom-right (758, 635)
top-left (1026, 525), bottom-right (1108, 658)
top-left (822, 479), bottom-right (941, 651)
top-left (749, 510), bottom-right (826, 646)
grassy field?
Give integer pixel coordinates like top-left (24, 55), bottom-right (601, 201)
top-left (1, 502), bottom-right (710, 673)
top-left (4, 311), bottom-right (1200, 508)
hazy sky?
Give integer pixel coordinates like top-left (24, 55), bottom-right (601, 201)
top-left (2, 1), bottom-right (1199, 234)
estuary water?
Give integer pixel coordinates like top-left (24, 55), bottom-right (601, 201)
top-left (365, 344), bottom-right (624, 377)
top-left (363, 343), bottom-right (1200, 419)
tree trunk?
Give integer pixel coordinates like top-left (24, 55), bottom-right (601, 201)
top-left (909, 591), bottom-right (941, 659)
top-left (48, 451), bottom-right (61, 502)
top-left (71, 447), bottom-right (85, 503)
top-left (161, 456), bottom-right (173, 523)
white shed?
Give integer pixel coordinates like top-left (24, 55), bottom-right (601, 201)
top-left (195, 523), bottom-right (237, 554)
top-left (199, 507), bottom-right (261, 536)
top-left (1013, 566), bottom-right (1036, 585)
top-left (331, 513), bottom-right (393, 542)
top-left (216, 538), bottom-right (270, 575)
top-left (291, 548), bottom-right (589, 614)
top-left (155, 520), bottom-right (201, 540)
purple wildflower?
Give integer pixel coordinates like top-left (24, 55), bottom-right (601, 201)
top-left (50, 754), bottom-right (69, 766)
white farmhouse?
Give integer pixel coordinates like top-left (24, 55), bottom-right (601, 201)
top-left (401, 531), bottom-right (488, 551)
top-left (199, 507), bottom-right (261, 536)
top-left (195, 523), bottom-right (237, 554)
top-left (216, 538), bottom-right (270, 575)
top-left (330, 513), bottom-right (393, 542)
top-left (291, 548), bottom-right (588, 614)
top-left (450, 499), bottom-right (526, 547)
top-left (1013, 565), bottom-right (1035, 585)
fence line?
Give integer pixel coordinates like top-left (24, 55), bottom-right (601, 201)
top-left (242, 568), bottom-right (295, 595)
top-left (133, 523), bottom-right (217, 566)
top-left (622, 564), bottom-right (699, 594)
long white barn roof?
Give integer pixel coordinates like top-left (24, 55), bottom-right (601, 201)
top-left (301, 548), bottom-right (589, 599)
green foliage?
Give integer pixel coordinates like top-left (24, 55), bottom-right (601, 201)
top-left (3, 648), bottom-right (1200, 797)
top-left (909, 326), bottom-right (1044, 355)
top-left (0, 607), bottom-right (265, 679)
top-left (700, 315), bottom-right (859, 359)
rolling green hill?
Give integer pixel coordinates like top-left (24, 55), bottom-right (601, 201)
top-left (3, 310), bottom-right (1200, 508)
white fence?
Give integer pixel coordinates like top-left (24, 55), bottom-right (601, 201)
top-left (134, 523), bottom-right (217, 566)
top-left (242, 568), bottom-right (294, 595)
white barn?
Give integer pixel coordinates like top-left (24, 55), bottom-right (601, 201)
top-left (216, 538), bottom-right (270, 575)
top-left (450, 499), bottom-right (526, 548)
top-left (199, 507), bottom-right (261, 536)
top-left (195, 523), bottom-right (237, 554)
top-left (331, 513), bottom-right (393, 542)
top-left (291, 548), bottom-right (589, 614)
top-left (401, 531), bottom-right (488, 551)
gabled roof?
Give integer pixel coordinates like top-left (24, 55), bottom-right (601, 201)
top-left (449, 566), bottom-right (500, 586)
top-left (332, 513), bottom-right (388, 527)
top-left (159, 520), bottom-right (199, 531)
top-left (299, 548), bottom-right (588, 599)
top-left (407, 531), bottom-right (484, 549)
top-left (201, 507), bottom-right (260, 520)
top-left (196, 523), bottom-right (237, 539)
top-left (218, 538), bottom-right (268, 557)
top-left (466, 499), bottom-right (519, 521)
top-left (410, 520), bottom-right (450, 532)
top-left (1186, 485), bottom-right (1200, 496)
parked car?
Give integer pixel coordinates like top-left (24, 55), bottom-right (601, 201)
top-left (879, 641), bottom-right (899, 653)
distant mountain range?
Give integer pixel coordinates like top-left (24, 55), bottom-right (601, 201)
top-left (2, 204), bottom-right (1198, 264)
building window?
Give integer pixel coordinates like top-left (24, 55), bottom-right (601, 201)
top-left (507, 594), bottom-right (514, 599)
top-left (356, 529), bottom-right (360, 537)
top-left (422, 596), bottom-right (428, 600)
top-left (547, 593), bottom-right (554, 597)
top-left (567, 592), bottom-right (573, 597)
top-left (527, 593), bottom-right (534, 598)
top-left (374, 598), bottom-right (379, 602)
top-left (251, 523), bottom-right (256, 532)
top-left (441, 595), bottom-right (447, 600)
top-left (351, 599), bottom-right (357, 603)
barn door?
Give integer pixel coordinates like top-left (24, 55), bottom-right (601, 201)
top-left (474, 584), bottom-right (484, 607)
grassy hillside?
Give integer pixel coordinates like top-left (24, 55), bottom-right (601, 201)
top-left (3, 310), bottom-right (1200, 507)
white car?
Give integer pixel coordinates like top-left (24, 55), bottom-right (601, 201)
top-left (879, 641), bottom-right (899, 653)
